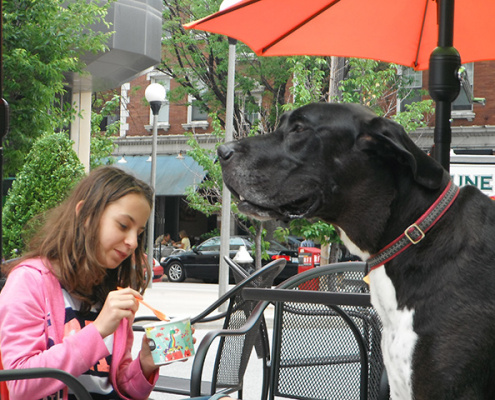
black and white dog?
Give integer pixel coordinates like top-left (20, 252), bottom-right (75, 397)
top-left (217, 103), bottom-right (495, 399)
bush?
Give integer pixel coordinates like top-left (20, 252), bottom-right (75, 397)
top-left (2, 132), bottom-right (85, 258)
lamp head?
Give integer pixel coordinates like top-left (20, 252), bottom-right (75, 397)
top-left (145, 83), bottom-right (166, 115)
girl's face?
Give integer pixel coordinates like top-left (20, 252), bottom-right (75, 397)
top-left (97, 193), bottom-right (151, 269)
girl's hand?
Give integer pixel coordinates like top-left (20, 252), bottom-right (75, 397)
top-left (93, 287), bottom-right (141, 338)
top-left (139, 335), bottom-right (160, 379)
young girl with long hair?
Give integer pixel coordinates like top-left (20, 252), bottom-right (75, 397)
top-left (0, 166), bottom-right (158, 399)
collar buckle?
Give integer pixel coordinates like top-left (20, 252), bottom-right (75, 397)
top-left (404, 223), bottom-right (425, 244)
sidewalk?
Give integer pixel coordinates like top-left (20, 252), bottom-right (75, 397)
top-left (131, 281), bottom-right (274, 400)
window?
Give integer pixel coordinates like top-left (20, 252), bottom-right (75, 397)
top-left (230, 237), bottom-right (249, 251)
top-left (452, 63), bottom-right (475, 120)
top-left (237, 87), bottom-right (263, 135)
top-left (199, 237), bottom-right (220, 252)
top-left (191, 98), bottom-right (208, 122)
top-left (182, 95), bottom-right (209, 130)
top-left (146, 72), bottom-right (171, 131)
top-left (398, 67), bottom-right (423, 112)
top-left (100, 114), bottom-right (120, 132)
top-left (243, 94), bottom-right (262, 127)
top-left (182, 81), bottom-right (209, 130)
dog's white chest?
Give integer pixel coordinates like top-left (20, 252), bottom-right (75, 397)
top-left (369, 267), bottom-right (417, 400)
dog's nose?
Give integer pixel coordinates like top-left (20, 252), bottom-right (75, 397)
top-left (217, 144), bottom-right (234, 161)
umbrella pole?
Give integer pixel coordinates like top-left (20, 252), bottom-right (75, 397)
top-left (432, 101), bottom-right (453, 170)
top-left (428, 0), bottom-right (460, 172)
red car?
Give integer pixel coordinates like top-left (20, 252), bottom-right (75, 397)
top-left (142, 254), bottom-right (164, 282)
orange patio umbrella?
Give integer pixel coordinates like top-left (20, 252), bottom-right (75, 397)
top-left (184, 0), bottom-right (495, 170)
top-left (184, 0), bottom-right (495, 70)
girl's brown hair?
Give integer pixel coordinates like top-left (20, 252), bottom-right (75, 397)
top-left (4, 166), bottom-right (154, 312)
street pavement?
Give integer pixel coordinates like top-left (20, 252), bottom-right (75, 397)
top-left (131, 280), bottom-right (276, 400)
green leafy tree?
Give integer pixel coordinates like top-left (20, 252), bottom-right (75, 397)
top-left (283, 56), bottom-right (329, 110)
top-left (2, 0), bottom-right (113, 175)
top-left (90, 93), bottom-right (119, 169)
top-left (393, 100), bottom-right (435, 133)
top-left (2, 133), bottom-right (85, 258)
top-left (338, 58), bottom-right (434, 127)
top-left (165, 2), bottom-right (325, 266)
top-left (184, 117), bottom-right (225, 217)
top-left (160, 0), bottom-right (294, 137)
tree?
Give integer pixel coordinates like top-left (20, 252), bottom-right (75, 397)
top-left (338, 58), bottom-right (434, 130)
top-left (2, 132), bottom-right (85, 258)
top-left (184, 116), bottom-right (253, 235)
top-left (2, 0), bottom-right (112, 176)
top-left (160, 0), bottom-right (294, 137)
top-left (90, 92), bottom-right (119, 169)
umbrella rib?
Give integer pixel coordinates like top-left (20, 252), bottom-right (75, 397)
top-left (414, 0), bottom-right (430, 69)
top-left (261, 0), bottom-right (343, 54)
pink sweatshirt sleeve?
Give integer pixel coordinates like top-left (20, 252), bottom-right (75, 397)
top-left (0, 266), bottom-right (110, 399)
top-left (111, 319), bottom-right (158, 400)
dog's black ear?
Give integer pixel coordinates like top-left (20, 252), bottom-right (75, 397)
top-left (357, 117), bottom-right (445, 189)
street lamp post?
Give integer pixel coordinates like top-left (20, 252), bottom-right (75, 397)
top-left (217, 0), bottom-right (243, 308)
top-left (145, 83), bottom-right (166, 286)
top-left (218, 37), bottom-right (237, 307)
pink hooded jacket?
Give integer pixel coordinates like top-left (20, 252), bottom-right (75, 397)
top-left (0, 257), bottom-right (158, 400)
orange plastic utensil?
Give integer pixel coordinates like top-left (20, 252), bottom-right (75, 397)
top-left (117, 287), bottom-right (169, 321)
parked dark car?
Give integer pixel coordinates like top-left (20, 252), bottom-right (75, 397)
top-left (160, 235), bottom-right (299, 283)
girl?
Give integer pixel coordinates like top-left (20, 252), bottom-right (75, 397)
top-left (0, 166), bottom-right (158, 399)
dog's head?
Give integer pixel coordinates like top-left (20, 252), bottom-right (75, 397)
top-left (218, 103), bottom-right (446, 239)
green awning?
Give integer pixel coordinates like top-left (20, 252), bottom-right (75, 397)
top-left (114, 155), bottom-right (205, 196)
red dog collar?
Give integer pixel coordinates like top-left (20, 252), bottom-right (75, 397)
top-left (366, 181), bottom-right (460, 276)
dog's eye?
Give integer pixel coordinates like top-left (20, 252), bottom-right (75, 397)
top-left (293, 123), bottom-right (305, 133)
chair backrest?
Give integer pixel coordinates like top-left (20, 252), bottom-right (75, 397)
top-left (268, 262), bottom-right (384, 400)
top-left (224, 258), bottom-right (270, 360)
top-left (187, 258), bottom-right (286, 398)
top-left (138, 258), bottom-right (286, 398)
top-left (210, 257), bottom-right (284, 394)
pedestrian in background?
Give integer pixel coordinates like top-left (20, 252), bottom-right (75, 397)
top-left (173, 230), bottom-right (191, 251)
top-left (300, 236), bottom-right (315, 247)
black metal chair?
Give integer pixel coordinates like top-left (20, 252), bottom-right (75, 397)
top-left (134, 257), bottom-right (286, 399)
top-left (0, 367), bottom-right (92, 400)
top-left (241, 261), bottom-right (390, 400)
